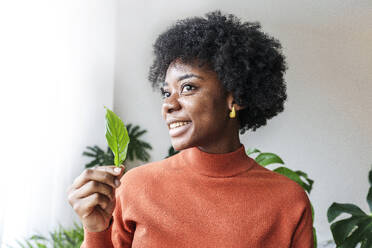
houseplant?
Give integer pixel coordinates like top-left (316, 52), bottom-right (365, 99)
top-left (327, 166), bottom-right (372, 247)
top-left (12, 222), bottom-right (84, 248)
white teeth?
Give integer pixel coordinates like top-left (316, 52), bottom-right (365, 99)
top-left (169, 121), bottom-right (191, 129)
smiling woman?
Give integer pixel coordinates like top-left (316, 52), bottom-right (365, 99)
top-left (75, 10), bottom-right (314, 248)
top-left (161, 61), bottom-right (240, 153)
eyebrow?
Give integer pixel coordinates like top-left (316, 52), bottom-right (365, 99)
top-left (161, 74), bottom-right (204, 87)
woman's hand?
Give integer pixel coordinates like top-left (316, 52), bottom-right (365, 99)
top-left (67, 165), bottom-right (125, 232)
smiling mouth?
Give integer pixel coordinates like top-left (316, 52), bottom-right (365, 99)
top-left (168, 121), bottom-right (192, 137)
top-left (169, 121), bottom-right (192, 129)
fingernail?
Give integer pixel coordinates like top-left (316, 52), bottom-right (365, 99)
top-left (115, 179), bottom-right (120, 187)
top-left (114, 167), bottom-right (121, 174)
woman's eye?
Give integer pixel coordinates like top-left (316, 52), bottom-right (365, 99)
top-left (181, 84), bottom-right (195, 93)
top-left (160, 88), bottom-right (170, 98)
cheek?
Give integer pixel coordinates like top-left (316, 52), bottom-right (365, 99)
top-left (182, 96), bottom-right (226, 128)
top-left (180, 99), bottom-right (203, 121)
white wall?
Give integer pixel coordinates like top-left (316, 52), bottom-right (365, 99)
top-left (114, 0), bottom-right (372, 245)
top-left (0, 0), bottom-right (370, 246)
top-left (0, 0), bottom-right (116, 246)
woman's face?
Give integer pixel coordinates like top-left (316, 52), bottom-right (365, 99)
top-left (161, 60), bottom-right (231, 151)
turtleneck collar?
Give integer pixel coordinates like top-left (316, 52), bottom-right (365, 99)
top-left (179, 143), bottom-right (254, 178)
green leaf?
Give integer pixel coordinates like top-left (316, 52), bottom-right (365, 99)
top-left (104, 106), bottom-right (130, 167)
top-left (29, 235), bottom-right (47, 241)
top-left (338, 217), bottom-right (372, 248)
top-left (133, 129), bottom-right (147, 139)
top-left (81, 151), bottom-right (96, 157)
top-left (327, 203), bottom-right (367, 223)
top-left (246, 148), bottom-right (261, 156)
top-left (313, 226), bottom-right (317, 248)
top-left (131, 125), bottom-right (140, 135)
top-left (309, 202), bottom-right (318, 248)
top-left (255, 152), bottom-right (284, 166)
top-left (330, 216), bottom-right (368, 245)
top-left (361, 230), bottom-right (372, 248)
top-left (310, 202), bottom-right (315, 222)
top-left (294, 170), bottom-right (314, 194)
top-left (35, 243), bottom-right (47, 248)
top-left (14, 222), bottom-right (85, 248)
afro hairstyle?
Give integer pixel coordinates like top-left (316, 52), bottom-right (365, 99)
top-left (148, 10), bottom-right (288, 134)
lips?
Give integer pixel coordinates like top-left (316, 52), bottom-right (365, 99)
top-left (168, 121), bottom-right (192, 137)
top-left (166, 119), bottom-right (191, 128)
top-left (169, 121), bottom-right (191, 129)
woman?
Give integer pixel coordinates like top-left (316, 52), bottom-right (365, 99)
top-left (68, 10), bottom-right (314, 248)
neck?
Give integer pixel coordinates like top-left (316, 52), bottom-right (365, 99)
top-left (197, 122), bottom-right (241, 154)
top-left (179, 142), bottom-right (253, 178)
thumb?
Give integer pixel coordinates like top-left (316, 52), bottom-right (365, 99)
top-left (118, 164), bottom-right (126, 179)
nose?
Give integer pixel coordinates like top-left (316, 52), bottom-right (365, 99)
top-left (162, 92), bottom-right (181, 114)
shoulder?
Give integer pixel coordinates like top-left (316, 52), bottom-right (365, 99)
top-left (249, 164), bottom-right (312, 227)
top-left (250, 163), bottom-right (311, 208)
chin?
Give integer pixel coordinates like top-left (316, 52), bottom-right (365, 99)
top-left (171, 139), bottom-right (194, 151)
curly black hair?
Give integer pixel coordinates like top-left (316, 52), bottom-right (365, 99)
top-left (148, 10), bottom-right (287, 134)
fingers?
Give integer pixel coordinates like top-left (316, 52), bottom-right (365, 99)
top-left (96, 165), bottom-right (126, 180)
top-left (101, 195), bottom-right (116, 216)
top-left (75, 193), bottom-right (111, 218)
top-left (73, 180), bottom-right (115, 201)
top-left (67, 164), bottom-right (126, 221)
top-left (94, 204), bottom-right (114, 223)
top-left (71, 165), bottom-right (126, 190)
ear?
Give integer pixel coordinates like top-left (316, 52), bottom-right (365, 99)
top-left (226, 92), bottom-right (246, 111)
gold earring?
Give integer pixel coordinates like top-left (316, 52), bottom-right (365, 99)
top-left (229, 106), bottom-right (236, 118)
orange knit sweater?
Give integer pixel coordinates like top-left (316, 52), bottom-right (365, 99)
top-left (82, 144), bottom-right (314, 247)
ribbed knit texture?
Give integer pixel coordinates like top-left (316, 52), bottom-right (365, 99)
top-left (82, 144), bottom-right (314, 248)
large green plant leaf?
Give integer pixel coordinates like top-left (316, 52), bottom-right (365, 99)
top-left (255, 152), bottom-right (284, 166)
top-left (327, 168), bottom-right (372, 248)
top-left (330, 216), bottom-right (368, 244)
top-left (338, 217), bottom-right (372, 248)
top-left (294, 170), bottom-right (314, 191)
top-left (328, 203), bottom-right (367, 222)
top-left (361, 231), bottom-right (372, 248)
top-left (104, 106), bottom-right (130, 167)
top-left (246, 148), bottom-right (261, 156)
